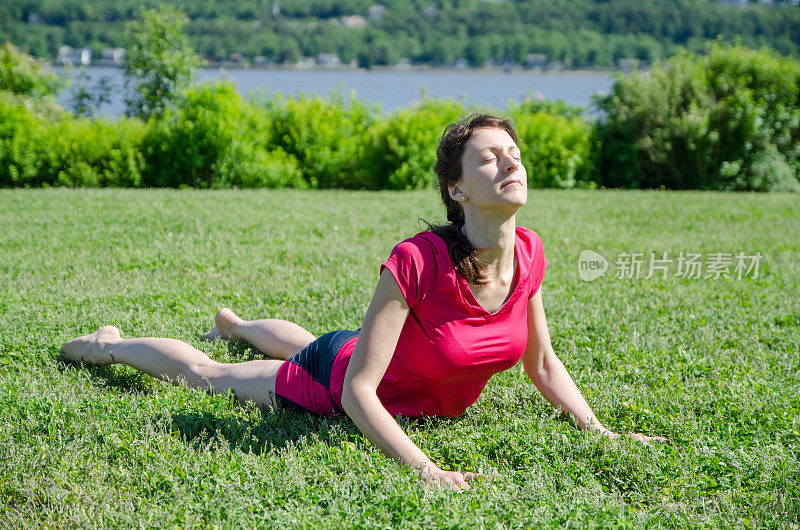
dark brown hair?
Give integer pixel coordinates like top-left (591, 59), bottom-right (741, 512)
top-left (419, 113), bottom-right (521, 286)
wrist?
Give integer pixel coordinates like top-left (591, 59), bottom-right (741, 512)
top-left (598, 428), bottom-right (621, 439)
top-left (585, 422), bottom-right (613, 436)
top-left (411, 459), bottom-right (440, 476)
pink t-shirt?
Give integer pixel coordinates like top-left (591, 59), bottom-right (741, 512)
top-left (329, 225), bottom-right (547, 417)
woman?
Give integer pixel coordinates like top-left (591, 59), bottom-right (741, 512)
top-left (61, 113), bottom-right (666, 490)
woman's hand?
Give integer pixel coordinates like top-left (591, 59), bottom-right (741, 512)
top-left (418, 465), bottom-right (479, 491)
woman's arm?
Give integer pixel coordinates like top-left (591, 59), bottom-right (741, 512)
top-left (341, 268), bottom-right (476, 490)
top-left (522, 289), bottom-right (666, 443)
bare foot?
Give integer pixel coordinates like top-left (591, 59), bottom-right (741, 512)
top-left (60, 325), bottom-right (121, 365)
top-left (202, 308), bottom-right (244, 341)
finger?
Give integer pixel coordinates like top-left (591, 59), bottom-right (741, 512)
top-left (430, 479), bottom-right (447, 491)
top-left (444, 478), bottom-right (466, 491)
top-left (462, 472), bottom-right (479, 481)
top-left (451, 475), bottom-right (471, 490)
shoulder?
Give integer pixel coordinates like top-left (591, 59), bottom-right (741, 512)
top-left (381, 231), bottom-right (444, 308)
top-left (515, 225), bottom-right (545, 256)
top-left (392, 231), bottom-right (440, 254)
top-left (516, 225), bottom-right (547, 297)
top-left (387, 231), bottom-right (445, 266)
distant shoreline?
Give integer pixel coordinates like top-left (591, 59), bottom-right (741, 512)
top-left (55, 65), bottom-right (616, 115)
top-left (51, 62), bottom-right (643, 76)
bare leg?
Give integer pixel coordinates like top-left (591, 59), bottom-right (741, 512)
top-left (61, 326), bottom-right (284, 409)
top-left (203, 308), bottom-right (315, 360)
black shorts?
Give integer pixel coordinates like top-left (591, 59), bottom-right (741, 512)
top-left (274, 328), bottom-right (361, 415)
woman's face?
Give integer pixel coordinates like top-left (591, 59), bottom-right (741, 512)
top-left (450, 127), bottom-right (527, 213)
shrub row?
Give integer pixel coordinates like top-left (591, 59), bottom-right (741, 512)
top-left (0, 91), bottom-right (147, 187)
top-left (0, 83), bottom-right (597, 190)
top-left (1, 42), bottom-right (799, 191)
top-left (595, 40), bottom-right (800, 192)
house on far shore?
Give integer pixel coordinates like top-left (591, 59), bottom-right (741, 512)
top-left (295, 57), bottom-right (317, 69)
top-left (544, 60), bottom-right (565, 71)
top-left (253, 56), bottom-right (274, 67)
top-left (98, 48), bottom-right (125, 66)
top-left (368, 4), bottom-right (386, 20)
top-left (525, 53), bottom-right (548, 69)
top-left (317, 53), bottom-right (341, 68)
top-left (340, 15), bottom-right (367, 28)
top-left (57, 45), bottom-right (92, 66)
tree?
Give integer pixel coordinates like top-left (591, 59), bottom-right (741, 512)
top-left (121, 7), bottom-right (200, 119)
top-left (0, 42), bottom-right (62, 98)
top-left (66, 66), bottom-right (113, 117)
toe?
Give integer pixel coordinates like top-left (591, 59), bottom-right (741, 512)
top-left (202, 326), bottom-right (220, 341)
top-left (59, 327), bottom-right (118, 365)
top-left (60, 335), bottom-right (89, 362)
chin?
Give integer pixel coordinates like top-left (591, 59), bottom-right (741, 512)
top-left (506, 189), bottom-right (527, 206)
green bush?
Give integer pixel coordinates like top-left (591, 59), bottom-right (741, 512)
top-left (141, 81), bottom-right (305, 189)
top-left (257, 88), bottom-right (377, 189)
top-left (47, 118), bottom-right (147, 187)
top-left (0, 92), bottom-right (51, 187)
top-left (0, 42), bottom-right (62, 98)
top-left (0, 91), bottom-right (146, 188)
top-left (508, 100), bottom-right (596, 189)
top-left (17, 44), bottom-right (794, 192)
top-left (595, 40), bottom-right (800, 191)
top-left (360, 98), bottom-right (465, 190)
top-left (218, 145), bottom-right (305, 189)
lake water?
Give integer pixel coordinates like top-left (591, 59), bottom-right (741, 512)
top-left (57, 66), bottom-right (616, 117)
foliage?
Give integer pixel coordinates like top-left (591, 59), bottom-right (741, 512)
top-left (0, 42), bottom-right (61, 98)
top-left (594, 40), bottom-right (800, 191)
top-left (2, 1), bottom-right (800, 68)
top-left (512, 94), bottom-right (587, 120)
top-left (65, 66), bottom-right (113, 117)
top-left (5, 40), bottom-right (800, 192)
top-left (258, 87), bottom-right (377, 189)
top-left (0, 91), bottom-right (146, 187)
top-left (121, 7), bottom-right (200, 120)
top-left (508, 101), bottom-right (596, 189)
top-left (141, 81), bottom-right (305, 189)
top-left (0, 82), bottom-right (599, 190)
top-left (360, 98), bottom-right (465, 190)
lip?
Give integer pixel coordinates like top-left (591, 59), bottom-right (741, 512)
top-left (500, 179), bottom-right (523, 189)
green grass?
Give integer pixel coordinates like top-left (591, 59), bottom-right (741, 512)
top-left (1, 188), bottom-right (798, 527)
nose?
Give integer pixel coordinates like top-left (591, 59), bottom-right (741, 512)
top-left (503, 153), bottom-right (519, 173)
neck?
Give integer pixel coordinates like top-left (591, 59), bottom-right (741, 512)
top-left (460, 210), bottom-right (517, 278)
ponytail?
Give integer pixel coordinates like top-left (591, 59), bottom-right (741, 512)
top-left (419, 218), bottom-right (492, 286)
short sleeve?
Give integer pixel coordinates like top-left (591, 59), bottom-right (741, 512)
top-left (379, 237), bottom-right (430, 309)
top-left (528, 232), bottom-right (547, 299)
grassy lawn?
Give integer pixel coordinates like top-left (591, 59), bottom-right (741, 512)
top-left (1, 188), bottom-right (798, 527)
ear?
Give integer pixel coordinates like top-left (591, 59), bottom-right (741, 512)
top-left (448, 182), bottom-right (464, 201)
